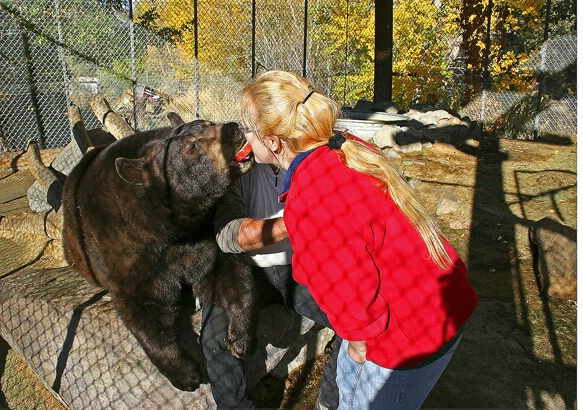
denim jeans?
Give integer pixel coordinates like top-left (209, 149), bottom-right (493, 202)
top-left (336, 337), bottom-right (461, 410)
top-left (200, 264), bottom-right (341, 410)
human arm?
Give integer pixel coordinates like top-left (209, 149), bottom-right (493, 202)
top-left (214, 166), bottom-right (289, 253)
top-left (237, 217), bottom-right (288, 251)
top-left (214, 180), bottom-right (247, 253)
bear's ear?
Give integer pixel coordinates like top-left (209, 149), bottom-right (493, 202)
top-left (167, 112), bottom-right (185, 128)
top-left (115, 157), bottom-right (149, 186)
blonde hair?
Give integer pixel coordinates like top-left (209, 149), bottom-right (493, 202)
top-left (241, 70), bottom-right (453, 269)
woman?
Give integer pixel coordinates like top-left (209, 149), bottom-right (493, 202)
top-left (240, 70), bottom-right (478, 410)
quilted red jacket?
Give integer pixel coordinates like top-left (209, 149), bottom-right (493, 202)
top-left (280, 144), bottom-right (478, 369)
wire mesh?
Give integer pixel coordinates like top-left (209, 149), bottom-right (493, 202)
top-left (0, 0), bottom-right (576, 152)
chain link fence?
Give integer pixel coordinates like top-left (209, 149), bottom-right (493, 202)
top-left (389, 0), bottom-right (576, 139)
top-left (0, 0), bottom-right (576, 150)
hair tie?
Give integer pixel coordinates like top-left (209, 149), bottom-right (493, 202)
top-left (302, 90), bottom-right (315, 104)
top-left (328, 133), bottom-right (346, 149)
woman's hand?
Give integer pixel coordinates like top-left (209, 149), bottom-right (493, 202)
top-left (348, 340), bottom-right (367, 364)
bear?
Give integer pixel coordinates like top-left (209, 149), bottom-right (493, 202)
top-left (61, 118), bottom-right (257, 391)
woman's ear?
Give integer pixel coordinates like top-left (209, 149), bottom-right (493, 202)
top-left (264, 136), bottom-right (281, 153)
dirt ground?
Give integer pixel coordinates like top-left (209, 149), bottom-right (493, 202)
top-left (0, 132), bottom-right (577, 409)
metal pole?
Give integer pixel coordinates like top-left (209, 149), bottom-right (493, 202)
top-left (54, 0), bottom-right (71, 109)
top-left (20, 25), bottom-right (46, 148)
top-left (343, 0), bottom-right (348, 105)
top-left (533, 0), bottom-right (552, 139)
top-left (374, 0), bottom-right (392, 103)
top-left (302, 0), bottom-right (308, 78)
top-left (480, 0), bottom-right (493, 124)
top-left (129, 0), bottom-right (137, 130)
top-left (252, 0), bottom-right (256, 78)
top-left (194, 0), bottom-right (199, 118)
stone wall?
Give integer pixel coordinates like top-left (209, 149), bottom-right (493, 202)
top-left (338, 100), bottom-right (483, 156)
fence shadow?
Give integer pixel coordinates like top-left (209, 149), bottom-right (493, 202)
top-left (0, 337), bottom-right (9, 409)
top-left (423, 133), bottom-right (576, 408)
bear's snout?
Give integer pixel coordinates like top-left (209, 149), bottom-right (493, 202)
top-left (223, 121), bottom-right (244, 139)
top-left (221, 122), bottom-right (247, 147)
top-left (220, 122), bottom-right (254, 172)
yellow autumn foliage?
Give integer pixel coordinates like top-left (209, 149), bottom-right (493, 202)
top-left (132, 0), bottom-right (545, 108)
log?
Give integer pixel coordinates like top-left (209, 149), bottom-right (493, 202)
top-left (26, 140), bottom-right (63, 212)
top-left (0, 210), bottom-right (63, 240)
top-left (90, 95), bottom-right (135, 139)
top-left (67, 106), bottom-right (93, 154)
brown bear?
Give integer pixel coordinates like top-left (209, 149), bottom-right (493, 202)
top-left (61, 119), bottom-right (256, 391)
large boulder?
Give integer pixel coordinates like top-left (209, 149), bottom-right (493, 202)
top-left (529, 216), bottom-right (577, 299)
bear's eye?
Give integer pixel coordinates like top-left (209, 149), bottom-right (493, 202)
top-left (186, 142), bottom-right (198, 154)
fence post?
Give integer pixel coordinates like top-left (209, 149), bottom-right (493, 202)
top-left (129, 0), bottom-right (140, 131)
top-left (252, 0), bottom-right (256, 78)
top-left (129, 0), bottom-right (138, 130)
top-left (193, 0), bottom-right (199, 118)
top-left (342, 0), bottom-right (349, 105)
top-left (19, 24), bottom-right (46, 148)
top-left (54, 0), bottom-right (71, 110)
top-left (374, 0), bottom-right (392, 103)
top-left (480, 0), bottom-right (493, 125)
top-left (302, 0), bottom-right (308, 78)
top-left (533, 0), bottom-right (552, 139)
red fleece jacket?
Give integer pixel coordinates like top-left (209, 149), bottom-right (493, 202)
top-left (281, 145), bottom-right (478, 369)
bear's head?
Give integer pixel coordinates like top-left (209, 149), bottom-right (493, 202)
top-left (114, 120), bottom-right (254, 215)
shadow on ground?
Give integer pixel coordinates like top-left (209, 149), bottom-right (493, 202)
top-left (0, 133), bottom-right (577, 409)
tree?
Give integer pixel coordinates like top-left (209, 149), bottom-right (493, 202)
top-left (312, 0), bottom-right (375, 105)
top-left (392, 0), bottom-right (460, 108)
top-left (134, 0), bottom-right (251, 82)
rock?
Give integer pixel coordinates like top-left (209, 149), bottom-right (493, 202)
top-left (394, 134), bottom-right (423, 153)
top-left (529, 216), bottom-right (577, 299)
top-left (406, 109), bottom-right (455, 126)
top-left (436, 191), bottom-right (461, 216)
top-left (469, 121), bottom-right (483, 137)
top-left (401, 125), bottom-right (424, 140)
top-left (336, 101), bottom-right (481, 153)
top-left (418, 127), bottom-right (452, 144)
top-left (372, 124), bottom-right (401, 148)
top-left (457, 124), bottom-right (469, 140)
top-left (386, 148), bottom-right (401, 159)
top-left (372, 101), bottom-right (400, 114)
top-left (407, 104), bottom-right (437, 114)
top-left (353, 100), bottom-right (375, 111)
top-left (0, 266), bottom-right (334, 409)
top-left (449, 220), bottom-right (472, 230)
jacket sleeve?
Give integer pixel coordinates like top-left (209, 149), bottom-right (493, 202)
top-left (289, 214), bottom-right (390, 342)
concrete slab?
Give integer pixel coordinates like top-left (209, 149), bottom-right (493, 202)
top-left (0, 265), bottom-right (333, 409)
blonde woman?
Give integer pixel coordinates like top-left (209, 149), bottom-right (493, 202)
top-left (240, 70), bottom-right (478, 410)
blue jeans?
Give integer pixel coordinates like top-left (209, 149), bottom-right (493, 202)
top-left (336, 337), bottom-right (461, 410)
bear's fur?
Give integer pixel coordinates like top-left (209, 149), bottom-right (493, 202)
top-left (61, 119), bottom-right (257, 391)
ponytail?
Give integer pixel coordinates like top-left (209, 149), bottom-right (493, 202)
top-left (241, 70), bottom-right (453, 269)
